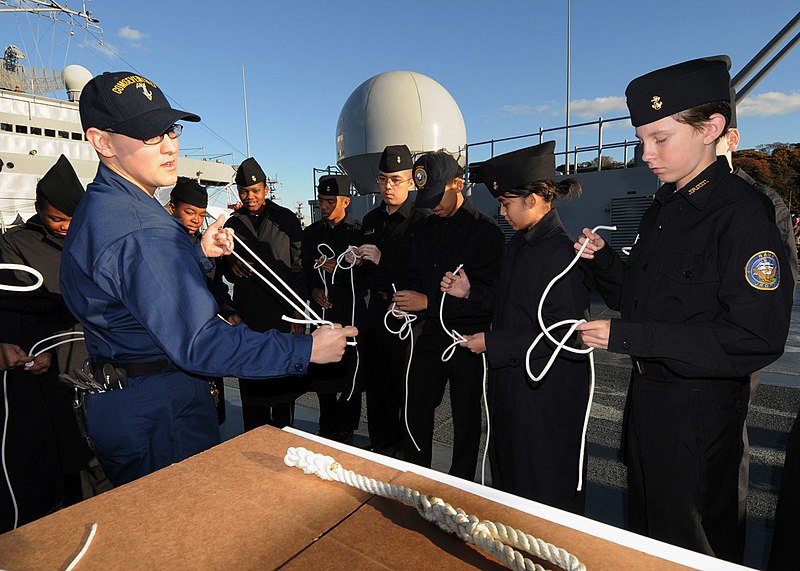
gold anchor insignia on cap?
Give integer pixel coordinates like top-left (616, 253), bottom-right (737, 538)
top-left (396, 155), bottom-right (401, 164)
top-left (251, 174), bottom-right (256, 182)
top-left (651, 96), bottom-right (663, 111)
top-left (492, 181), bottom-right (498, 191)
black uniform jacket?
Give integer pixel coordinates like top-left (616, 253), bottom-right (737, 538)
top-left (409, 200), bottom-right (504, 332)
top-left (589, 157), bottom-right (793, 378)
top-left (301, 213), bottom-right (365, 327)
top-left (358, 197), bottom-right (429, 294)
top-left (222, 202), bottom-right (304, 332)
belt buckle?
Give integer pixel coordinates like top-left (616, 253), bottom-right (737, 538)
top-left (632, 358), bottom-right (645, 375)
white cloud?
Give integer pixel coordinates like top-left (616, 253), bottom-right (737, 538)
top-left (119, 26), bottom-right (146, 41)
top-left (568, 96), bottom-right (627, 119)
top-left (737, 91), bottom-right (800, 118)
top-left (499, 104), bottom-right (534, 116)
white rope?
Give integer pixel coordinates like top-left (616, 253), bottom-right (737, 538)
top-left (438, 265), bottom-right (490, 486)
top-left (64, 522), bottom-right (98, 571)
top-left (313, 243), bottom-right (362, 401)
top-left (0, 263), bottom-right (44, 292)
top-left (524, 224), bottom-right (616, 492)
top-left (285, 447), bottom-right (586, 571)
top-left (383, 284), bottom-right (420, 451)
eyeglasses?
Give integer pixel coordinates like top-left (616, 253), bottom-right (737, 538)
top-left (142, 124), bottom-right (183, 145)
top-left (376, 174), bottom-right (411, 187)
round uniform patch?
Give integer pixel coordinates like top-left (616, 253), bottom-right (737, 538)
top-left (414, 166), bottom-right (427, 189)
top-left (745, 250), bottom-right (780, 290)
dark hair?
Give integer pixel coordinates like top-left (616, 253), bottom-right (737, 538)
top-left (673, 100), bottom-right (730, 139)
top-left (505, 178), bottom-right (582, 203)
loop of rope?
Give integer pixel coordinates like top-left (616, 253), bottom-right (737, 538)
top-left (0, 263), bottom-right (44, 292)
top-left (383, 284), bottom-right (421, 452)
top-left (284, 447), bottom-right (586, 571)
top-left (524, 224), bottom-right (616, 492)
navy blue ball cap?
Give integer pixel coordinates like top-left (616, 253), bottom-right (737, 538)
top-left (413, 152), bottom-right (461, 209)
top-left (481, 141), bottom-right (556, 198)
top-left (79, 71), bottom-right (200, 140)
top-left (625, 56), bottom-right (731, 127)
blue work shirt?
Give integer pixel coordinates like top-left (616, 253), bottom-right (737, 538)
top-left (61, 164), bottom-right (311, 377)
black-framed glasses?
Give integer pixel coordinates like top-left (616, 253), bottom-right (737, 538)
top-left (376, 174), bottom-right (411, 187)
top-left (142, 124), bottom-right (183, 145)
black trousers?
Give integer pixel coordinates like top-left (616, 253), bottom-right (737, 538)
top-left (403, 323), bottom-right (484, 480)
top-left (769, 410), bottom-right (800, 570)
top-left (362, 297), bottom-right (414, 450)
top-left (625, 372), bottom-right (745, 564)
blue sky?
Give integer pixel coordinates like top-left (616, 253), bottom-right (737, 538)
top-left (3, 1), bottom-right (799, 210)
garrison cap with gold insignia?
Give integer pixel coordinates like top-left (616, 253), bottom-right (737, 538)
top-left (170, 177), bottom-right (208, 208)
top-left (480, 141), bottom-right (556, 198)
top-left (625, 55), bottom-right (731, 127)
top-left (36, 154), bottom-right (84, 216)
top-left (413, 152), bottom-right (461, 209)
top-left (318, 174), bottom-right (352, 197)
top-left (79, 71), bottom-right (200, 140)
top-left (235, 157), bottom-right (266, 186)
top-left (379, 145), bottom-right (413, 173)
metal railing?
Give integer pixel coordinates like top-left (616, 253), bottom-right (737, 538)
top-left (466, 115), bottom-right (639, 175)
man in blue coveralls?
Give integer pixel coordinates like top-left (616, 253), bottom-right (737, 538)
top-left (60, 71), bottom-right (356, 486)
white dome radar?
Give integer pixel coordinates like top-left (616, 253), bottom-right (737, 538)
top-left (336, 70), bottom-right (466, 194)
top-left (63, 64), bottom-right (93, 102)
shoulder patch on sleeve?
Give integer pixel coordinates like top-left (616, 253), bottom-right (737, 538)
top-left (745, 250), bottom-right (780, 290)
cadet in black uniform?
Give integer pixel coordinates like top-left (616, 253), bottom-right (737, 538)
top-left (354, 145), bottom-right (428, 455)
top-left (576, 57), bottom-right (793, 563)
top-left (221, 157), bottom-right (306, 430)
top-left (441, 141), bottom-right (590, 513)
top-left (168, 177), bottom-right (235, 424)
top-left (302, 175), bottom-right (365, 443)
top-left (397, 151), bottom-right (503, 480)
top-left (0, 155), bottom-right (92, 530)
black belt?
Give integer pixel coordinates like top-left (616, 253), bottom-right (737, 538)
top-left (95, 359), bottom-right (175, 377)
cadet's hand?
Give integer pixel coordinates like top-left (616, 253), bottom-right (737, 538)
top-left (24, 351), bottom-right (52, 375)
top-left (394, 290), bottom-right (427, 312)
top-left (316, 257), bottom-right (337, 273)
top-left (310, 324), bottom-right (359, 364)
top-left (202, 215), bottom-right (234, 258)
top-left (229, 257), bottom-right (252, 279)
top-left (0, 343), bottom-right (32, 371)
top-left (460, 332), bottom-right (486, 354)
top-left (441, 268), bottom-right (470, 298)
top-left (226, 313), bottom-right (242, 325)
top-left (575, 228), bottom-right (606, 260)
top-left (576, 319), bottom-right (610, 349)
top-left (312, 287), bottom-right (332, 309)
top-left (357, 244), bottom-right (382, 265)
top-left (344, 249), bottom-right (362, 266)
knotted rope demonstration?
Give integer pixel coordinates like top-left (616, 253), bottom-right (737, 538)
top-left (383, 284), bottom-right (420, 451)
top-left (284, 447), bottom-right (586, 571)
top-left (314, 243), bottom-right (362, 401)
top-left (439, 264), bottom-right (490, 485)
top-left (524, 225), bottom-right (616, 492)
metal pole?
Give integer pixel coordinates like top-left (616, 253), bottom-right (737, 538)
top-left (565, 0), bottom-right (571, 175)
top-left (597, 117), bottom-right (603, 171)
top-left (242, 65), bottom-right (251, 159)
top-left (737, 31), bottom-right (800, 101)
top-left (732, 11), bottom-right (800, 89)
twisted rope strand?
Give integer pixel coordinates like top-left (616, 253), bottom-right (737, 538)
top-left (284, 447), bottom-right (586, 571)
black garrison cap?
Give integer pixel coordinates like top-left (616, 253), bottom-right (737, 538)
top-left (170, 177), bottom-right (208, 208)
top-left (480, 141), bottom-right (556, 198)
top-left (79, 71), bottom-right (200, 139)
top-left (413, 152), bottom-right (461, 209)
top-left (36, 154), bottom-right (84, 216)
top-left (235, 157), bottom-right (267, 186)
top-left (379, 145), bottom-right (413, 173)
top-left (625, 56), bottom-right (731, 127)
top-left (318, 175), bottom-right (351, 197)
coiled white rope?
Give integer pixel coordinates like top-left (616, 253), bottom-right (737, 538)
top-left (438, 264), bottom-right (490, 485)
top-left (524, 224), bottom-right (616, 492)
top-left (284, 447), bottom-right (586, 571)
top-left (383, 284), bottom-right (420, 452)
top-left (313, 243), bottom-right (362, 401)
